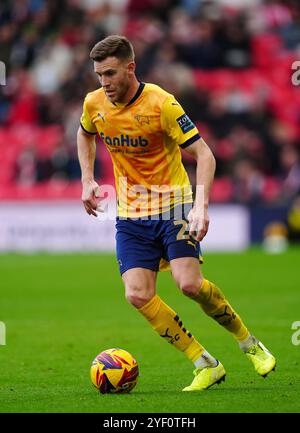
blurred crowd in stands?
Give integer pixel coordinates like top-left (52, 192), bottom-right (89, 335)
top-left (0, 0), bottom-right (300, 205)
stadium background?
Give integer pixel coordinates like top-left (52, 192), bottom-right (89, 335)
top-left (0, 0), bottom-right (300, 414)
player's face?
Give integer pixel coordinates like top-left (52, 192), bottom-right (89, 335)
top-left (94, 57), bottom-right (135, 103)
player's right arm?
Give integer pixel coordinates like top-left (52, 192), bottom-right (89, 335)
top-left (77, 96), bottom-right (100, 217)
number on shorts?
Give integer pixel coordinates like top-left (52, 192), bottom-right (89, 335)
top-left (174, 220), bottom-right (189, 240)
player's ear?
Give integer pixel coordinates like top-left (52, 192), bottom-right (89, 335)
top-left (127, 61), bottom-right (136, 75)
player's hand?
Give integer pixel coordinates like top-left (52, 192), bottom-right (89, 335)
top-left (81, 180), bottom-right (103, 217)
top-left (187, 206), bottom-right (210, 241)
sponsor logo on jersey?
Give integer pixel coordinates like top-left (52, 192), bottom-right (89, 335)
top-left (99, 132), bottom-right (149, 148)
top-left (176, 113), bottom-right (195, 134)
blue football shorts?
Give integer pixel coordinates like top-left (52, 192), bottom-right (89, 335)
top-left (115, 204), bottom-right (203, 275)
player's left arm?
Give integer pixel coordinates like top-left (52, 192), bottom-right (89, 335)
top-left (183, 137), bottom-right (216, 241)
top-left (161, 96), bottom-right (216, 241)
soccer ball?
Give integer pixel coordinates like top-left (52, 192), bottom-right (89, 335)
top-left (90, 348), bottom-right (139, 394)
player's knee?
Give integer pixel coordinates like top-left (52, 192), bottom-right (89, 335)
top-left (125, 287), bottom-right (153, 309)
top-left (180, 277), bottom-right (203, 298)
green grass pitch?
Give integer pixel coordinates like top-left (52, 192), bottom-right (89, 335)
top-left (0, 248), bottom-right (299, 413)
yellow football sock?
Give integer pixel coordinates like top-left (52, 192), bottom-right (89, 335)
top-left (138, 295), bottom-right (204, 362)
top-left (192, 279), bottom-right (250, 342)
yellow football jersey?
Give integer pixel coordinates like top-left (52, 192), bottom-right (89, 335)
top-left (80, 82), bottom-right (200, 217)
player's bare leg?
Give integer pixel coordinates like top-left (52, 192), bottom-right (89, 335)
top-left (122, 268), bottom-right (157, 309)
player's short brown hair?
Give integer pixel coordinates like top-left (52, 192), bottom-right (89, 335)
top-left (90, 35), bottom-right (134, 62)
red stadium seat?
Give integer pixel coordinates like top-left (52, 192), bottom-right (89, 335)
top-left (251, 33), bottom-right (283, 68)
top-left (210, 177), bottom-right (234, 203)
top-left (262, 177), bottom-right (281, 202)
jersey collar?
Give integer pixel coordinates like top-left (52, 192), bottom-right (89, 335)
top-left (113, 81), bottom-right (145, 108)
top-left (126, 81), bottom-right (145, 106)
